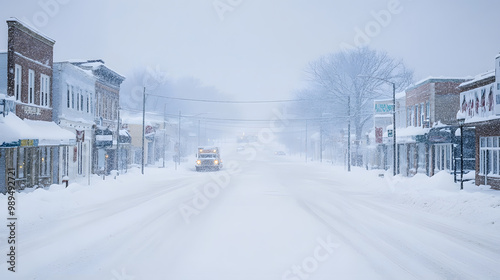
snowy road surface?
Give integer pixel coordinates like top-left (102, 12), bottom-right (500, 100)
top-left (1, 146), bottom-right (500, 279)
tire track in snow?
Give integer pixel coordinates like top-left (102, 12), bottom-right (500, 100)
top-left (9, 175), bottom-right (212, 278)
top-left (294, 185), bottom-right (498, 279)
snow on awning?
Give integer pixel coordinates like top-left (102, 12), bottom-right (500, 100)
top-left (0, 114), bottom-right (75, 147)
top-left (0, 114), bottom-right (33, 146)
top-left (24, 119), bottom-right (75, 146)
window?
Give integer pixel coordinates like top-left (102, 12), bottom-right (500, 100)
top-left (420, 103), bottom-right (424, 127)
top-left (426, 102), bottom-right (430, 122)
top-left (435, 144), bottom-right (452, 172)
top-left (61, 146), bottom-right (69, 177)
top-left (76, 89), bottom-right (80, 111)
top-left (416, 105), bottom-right (420, 127)
top-left (40, 147), bottom-right (51, 177)
top-left (86, 93), bottom-right (90, 113)
top-left (14, 64), bottom-right (22, 101)
top-left (480, 136), bottom-right (500, 176)
top-left (18, 148), bottom-right (25, 179)
top-left (71, 86), bottom-right (75, 109)
top-left (28, 69), bottom-right (35, 104)
top-left (80, 92), bottom-right (84, 111)
top-left (90, 95), bottom-right (94, 116)
top-left (66, 84), bottom-right (71, 108)
top-left (417, 143), bottom-right (426, 172)
top-left (407, 107), bottom-right (411, 127)
top-left (40, 74), bottom-right (50, 107)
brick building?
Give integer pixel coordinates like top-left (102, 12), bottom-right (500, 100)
top-left (459, 54), bottom-right (500, 190)
top-left (397, 78), bottom-right (470, 177)
top-left (6, 18), bottom-right (54, 121)
top-left (70, 60), bottom-right (125, 174)
top-left (0, 18), bottom-right (73, 191)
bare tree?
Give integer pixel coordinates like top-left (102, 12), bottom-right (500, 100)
top-left (305, 47), bottom-right (413, 165)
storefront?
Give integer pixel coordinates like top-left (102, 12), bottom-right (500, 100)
top-left (0, 113), bottom-right (74, 192)
top-left (475, 119), bottom-right (500, 189)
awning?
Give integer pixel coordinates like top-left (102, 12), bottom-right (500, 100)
top-left (0, 114), bottom-right (75, 147)
top-left (119, 129), bottom-right (132, 144)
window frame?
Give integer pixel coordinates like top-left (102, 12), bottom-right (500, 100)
top-left (14, 64), bottom-right (22, 101)
top-left (28, 69), bottom-right (35, 104)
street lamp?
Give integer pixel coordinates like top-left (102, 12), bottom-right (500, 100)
top-left (358, 75), bottom-right (397, 176)
top-left (458, 117), bottom-right (465, 190)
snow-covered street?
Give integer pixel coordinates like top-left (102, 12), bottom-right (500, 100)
top-left (1, 144), bottom-right (500, 280)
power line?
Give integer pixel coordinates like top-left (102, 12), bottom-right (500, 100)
top-left (145, 93), bottom-right (315, 104)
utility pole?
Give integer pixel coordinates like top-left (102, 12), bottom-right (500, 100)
top-left (115, 107), bottom-right (120, 175)
top-left (141, 87), bottom-right (146, 175)
top-left (392, 82), bottom-right (397, 176)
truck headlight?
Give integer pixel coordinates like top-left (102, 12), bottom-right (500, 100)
top-left (196, 160), bottom-right (201, 165)
top-left (214, 160), bottom-right (219, 165)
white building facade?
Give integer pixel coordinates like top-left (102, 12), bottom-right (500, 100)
top-left (52, 61), bottom-right (96, 183)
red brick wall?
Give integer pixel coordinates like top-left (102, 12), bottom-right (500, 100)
top-left (6, 20), bottom-right (54, 121)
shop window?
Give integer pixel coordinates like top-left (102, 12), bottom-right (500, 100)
top-left (480, 136), bottom-right (500, 176)
top-left (435, 144), bottom-right (452, 172)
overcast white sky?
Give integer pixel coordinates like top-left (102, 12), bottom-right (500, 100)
top-left (1, 0), bottom-right (500, 103)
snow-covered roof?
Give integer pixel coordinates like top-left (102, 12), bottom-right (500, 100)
top-left (7, 17), bottom-right (55, 45)
top-left (54, 61), bottom-right (96, 79)
top-left (458, 70), bottom-right (495, 88)
top-left (396, 126), bottom-right (430, 138)
top-left (408, 76), bottom-right (472, 90)
top-left (71, 59), bottom-right (125, 80)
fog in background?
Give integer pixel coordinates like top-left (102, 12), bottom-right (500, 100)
top-left (1, 0), bottom-right (499, 122)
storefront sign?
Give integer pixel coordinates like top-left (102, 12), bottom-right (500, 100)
top-left (95, 127), bottom-right (113, 148)
top-left (23, 105), bottom-right (41, 116)
top-left (374, 104), bottom-right (394, 114)
top-left (95, 135), bottom-right (113, 141)
top-left (20, 139), bottom-right (38, 147)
